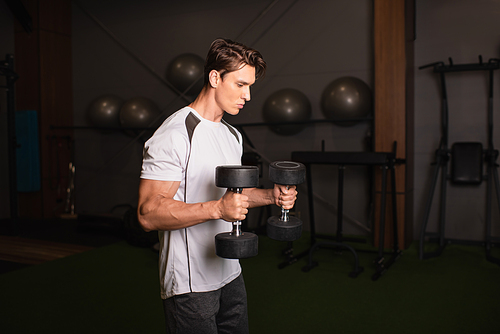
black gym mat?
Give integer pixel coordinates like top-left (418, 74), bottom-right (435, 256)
top-left (0, 235), bottom-right (498, 334)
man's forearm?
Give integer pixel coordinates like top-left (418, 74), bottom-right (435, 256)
top-left (243, 188), bottom-right (275, 209)
top-left (138, 196), bottom-right (220, 232)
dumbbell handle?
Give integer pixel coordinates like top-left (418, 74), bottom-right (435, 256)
top-left (280, 207), bottom-right (290, 222)
top-left (229, 188), bottom-right (243, 237)
top-left (279, 185), bottom-right (290, 222)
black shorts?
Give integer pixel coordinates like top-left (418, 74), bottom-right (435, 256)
top-left (162, 274), bottom-right (249, 334)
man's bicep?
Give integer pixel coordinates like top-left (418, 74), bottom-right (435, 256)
top-left (138, 179), bottom-right (181, 203)
top-left (137, 179), bottom-right (181, 231)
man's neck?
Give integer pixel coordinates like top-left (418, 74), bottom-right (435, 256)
top-left (189, 88), bottom-right (224, 123)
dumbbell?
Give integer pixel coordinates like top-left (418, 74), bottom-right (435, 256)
top-left (214, 165), bottom-right (259, 259)
top-left (267, 161), bottom-right (306, 241)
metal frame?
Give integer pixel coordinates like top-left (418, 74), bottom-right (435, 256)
top-left (0, 54), bottom-right (19, 234)
top-left (285, 142), bottom-right (402, 281)
top-left (418, 57), bottom-right (500, 265)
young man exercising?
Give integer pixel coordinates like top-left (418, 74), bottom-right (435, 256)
top-left (137, 38), bottom-right (297, 333)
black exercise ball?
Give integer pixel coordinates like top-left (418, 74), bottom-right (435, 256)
top-left (166, 53), bottom-right (204, 96)
top-left (119, 97), bottom-right (161, 135)
top-left (87, 95), bottom-right (124, 128)
top-left (321, 76), bottom-right (372, 126)
top-left (262, 88), bottom-right (311, 136)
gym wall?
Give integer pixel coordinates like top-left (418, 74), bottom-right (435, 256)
top-left (1, 0), bottom-right (499, 242)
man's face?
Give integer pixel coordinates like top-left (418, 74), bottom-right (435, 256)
top-left (214, 65), bottom-right (256, 116)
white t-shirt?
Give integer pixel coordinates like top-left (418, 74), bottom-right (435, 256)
top-left (141, 106), bottom-right (243, 299)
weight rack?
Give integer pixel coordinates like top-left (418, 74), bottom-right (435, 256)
top-left (281, 142), bottom-right (402, 281)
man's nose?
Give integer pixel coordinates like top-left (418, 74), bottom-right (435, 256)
top-left (242, 87), bottom-right (251, 101)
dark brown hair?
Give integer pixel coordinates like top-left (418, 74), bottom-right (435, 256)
top-left (204, 38), bottom-right (266, 86)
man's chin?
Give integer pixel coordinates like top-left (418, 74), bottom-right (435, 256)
top-left (225, 110), bottom-right (240, 116)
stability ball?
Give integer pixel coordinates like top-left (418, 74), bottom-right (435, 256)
top-left (119, 97), bottom-right (161, 135)
top-left (166, 53), bottom-right (204, 96)
top-left (321, 76), bottom-right (372, 126)
top-left (262, 88), bottom-right (311, 136)
top-left (87, 95), bottom-right (124, 127)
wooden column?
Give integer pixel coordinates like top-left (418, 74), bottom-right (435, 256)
top-left (14, 0), bottom-right (73, 219)
top-left (373, 0), bottom-right (414, 249)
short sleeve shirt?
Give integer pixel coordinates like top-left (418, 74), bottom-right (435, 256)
top-left (141, 106), bottom-right (243, 299)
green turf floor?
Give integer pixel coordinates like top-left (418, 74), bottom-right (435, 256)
top-left (0, 235), bottom-right (499, 334)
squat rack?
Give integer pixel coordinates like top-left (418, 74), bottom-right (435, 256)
top-left (418, 56), bottom-right (500, 265)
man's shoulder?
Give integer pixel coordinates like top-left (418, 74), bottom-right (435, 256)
top-left (154, 107), bottom-right (197, 134)
top-left (162, 106), bottom-right (193, 126)
top-left (144, 108), bottom-right (193, 149)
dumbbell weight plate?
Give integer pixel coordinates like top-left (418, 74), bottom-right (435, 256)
top-left (215, 232), bottom-right (258, 259)
top-left (215, 165), bottom-right (260, 259)
top-left (269, 161), bottom-right (305, 185)
top-left (216, 165), bottom-right (259, 189)
top-left (267, 215), bottom-right (303, 241)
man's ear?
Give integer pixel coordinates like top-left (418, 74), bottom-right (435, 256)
top-left (208, 70), bottom-right (220, 88)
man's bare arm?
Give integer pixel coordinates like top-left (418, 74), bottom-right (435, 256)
top-left (243, 184), bottom-right (297, 210)
top-left (137, 179), bottom-right (249, 232)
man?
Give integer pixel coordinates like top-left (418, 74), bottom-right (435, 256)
top-left (137, 38), bottom-right (297, 333)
